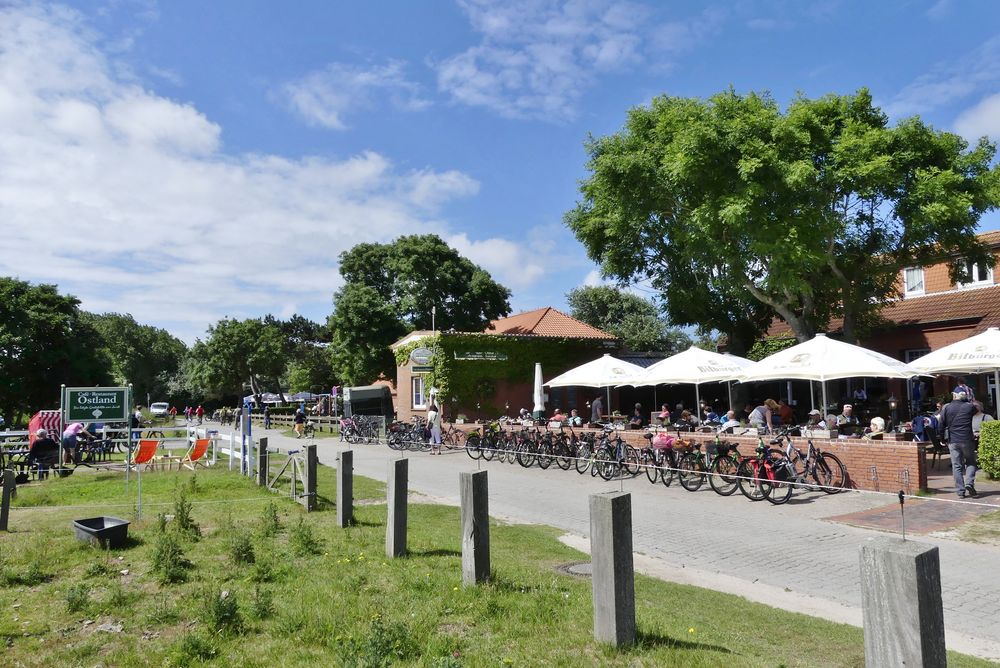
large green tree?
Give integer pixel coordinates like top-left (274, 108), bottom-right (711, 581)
top-left (82, 312), bottom-right (187, 404)
top-left (0, 278), bottom-right (111, 424)
top-left (330, 235), bottom-right (511, 384)
top-left (568, 88), bottom-right (999, 344)
top-left (566, 285), bottom-right (691, 353)
top-left (189, 318), bottom-right (286, 403)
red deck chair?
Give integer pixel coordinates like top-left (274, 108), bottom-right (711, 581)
top-left (181, 438), bottom-right (211, 470)
top-left (132, 439), bottom-right (160, 471)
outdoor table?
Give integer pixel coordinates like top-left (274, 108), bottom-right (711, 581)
top-left (0, 447), bottom-right (28, 470)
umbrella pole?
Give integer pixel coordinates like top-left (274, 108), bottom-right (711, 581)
top-left (695, 384), bottom-right (701, 417)
top-left (727, 381), bottom-right (733, 413)
top-left (810, 381), bottom-right (815, 411)
top-left (822, 381), bottom-right (829, 416)
top-left (606, 386), bottom-right (611, 416)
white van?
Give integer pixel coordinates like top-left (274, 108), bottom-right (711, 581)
top-left (150, 402), bottom-right (170, 417)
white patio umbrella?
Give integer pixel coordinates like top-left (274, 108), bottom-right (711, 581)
top-left (739, 333), bottom-right (922, 412)
top-left (545, 354), bottom-right (644, 414)
top-left (623, 346), bottom-right (757, 414)
top-left (909, 326), bottom-right (1000, 409)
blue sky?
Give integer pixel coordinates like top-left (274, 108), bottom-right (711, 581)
top-left (2, 0), bottom-right (1000, 342)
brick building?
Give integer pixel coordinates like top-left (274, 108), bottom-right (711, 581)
top-left (391, 307), bottom-right (619, 422)
top-left (768, 231), bottom-right (1000, 417)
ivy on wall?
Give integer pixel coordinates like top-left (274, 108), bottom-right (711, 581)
top-left (746, 336), bottom-right (797, 361)
top-left (394, 333), bottom-right (613, 416)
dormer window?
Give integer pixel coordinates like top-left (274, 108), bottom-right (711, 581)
top-left (903, 267), bottom-right (924, 296)
top-left (958, 259), bottom-right (993, 288)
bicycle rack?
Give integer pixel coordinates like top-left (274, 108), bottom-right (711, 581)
top-left (897, 468), bottom-right (911, 496)
top-left (869, 465), bottom-right (879, 492)
top-left (266, 446), bottom-right (317, 511)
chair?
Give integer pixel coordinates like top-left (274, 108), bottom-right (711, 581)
top-left (133, 439), bottom-right (161, 471)
top-left (180, 438), bottom-right (211, 471)
top-left (925, 426), bottom-right (948, 469)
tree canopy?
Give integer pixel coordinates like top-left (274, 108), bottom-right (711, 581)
top-left (189, 318), bottom-right (286, 403)
top-left (568, 88), bottom-right (1000, 344)
top-left (330, 235), bottom-right (511, 384)
top-left (82, 312), bottom-right (187, 404)
top-left (0, 278), bottom-right (110, 423)
top-left (566, 285), bottom-right (692, 353)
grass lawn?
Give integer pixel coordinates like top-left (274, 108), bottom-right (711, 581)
top-left (0, 463), bottom-right (994, 667)
top-left (959, 509), bottom-right (1000, 546)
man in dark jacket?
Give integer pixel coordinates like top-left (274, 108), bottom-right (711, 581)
top-left (27, 428), bottom-right (60, 479)
top-left (939, 391), bottom-right (979, 498)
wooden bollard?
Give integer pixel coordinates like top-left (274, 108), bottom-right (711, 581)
top-left (337, 450), bottom-right (354, 527)
top-left (460, 470), bottom-right (490, 585)
top-left (386, 459), bottom-right (408, 557)
top-left (589, 491), bottom-right (635, 647)
top-left (0, 469), bottom-right (15, 532)
top-left (257, 437), bottom-right (269, 487)
top-left (300, 444), bottom-right (317, 512)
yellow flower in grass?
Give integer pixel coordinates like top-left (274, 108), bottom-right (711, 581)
top-left (688, 627), bottom-right (695, 634)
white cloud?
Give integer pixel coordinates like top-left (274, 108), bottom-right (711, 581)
top-left (436, 0), bottom-right (651, 121)
top-left (0, 5), bottom-right (499, 342)
top-left (954, 92), bottom-right (1000, 140)
top-left (282, 60), bottom-right (430, 130)
top-left (884, 34), bottom-right (1000, 118)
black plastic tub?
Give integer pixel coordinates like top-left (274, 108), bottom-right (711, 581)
top-left (72, 517), bottom-right (130, 548)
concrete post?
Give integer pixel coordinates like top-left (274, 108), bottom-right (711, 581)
top-left (256, 437), bottom-right (269, 487)
top-left (589, 491), bottom-right (635, 647)
top-left (0, 469), bottom-right (14, 532)
top-left (386, 458), bottom-right (408, 558)
top-left (337, 450), bottom-right (353, 528)
top-left (301, 444), bottom-right (317, 512)
top-left (460, 470), bottom-right (490, 585)
top-left (860, 537), bottom-right (946, 667)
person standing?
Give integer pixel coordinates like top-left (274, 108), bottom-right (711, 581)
top-left (590, 394), bottom-right (603, 424)
top-left (972, 400), bottom-right (994, 439)
top-left (748, 399), bottom-right (778, 433)
top-left (953, 377), bottom-right (976, 401)
top-left (196, 405), bottom-right (204, 425)
top-left (939, 391), bottom-right (979, 498)
top-left (428, 402), bottom-right (442, 454)
top-left (263, 405), bottom-right (271, 429)
top-left (130, 405), bottom-right (143, 441)
top-left (293, 408), bottom-right (305, 438)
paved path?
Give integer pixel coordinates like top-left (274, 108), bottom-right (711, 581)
top-left (229, 427), bottom-right (1000, 662)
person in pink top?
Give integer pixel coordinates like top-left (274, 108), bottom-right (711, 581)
top-left (61, 422), bottom-right (94, 464)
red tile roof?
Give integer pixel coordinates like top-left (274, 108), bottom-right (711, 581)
top-left (486, 307), bottom-right (617, 340)
top-left (768, 284), bottom-right (1000, 337)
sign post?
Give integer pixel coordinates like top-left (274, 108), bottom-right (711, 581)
top-left (61, 386), bottom-right (131, 477)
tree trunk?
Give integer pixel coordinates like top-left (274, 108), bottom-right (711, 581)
top-left (841, 307), bottom-right (859, 345)
top-left (743, 282), bottom-right (814, 343)
top-left (273, 377), bottom-right (285, 405)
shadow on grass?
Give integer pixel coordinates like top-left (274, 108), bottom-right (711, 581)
top-left (407, 548), bottom-right (461, 558)
top-left (633, 629), bottom-right (734, 655)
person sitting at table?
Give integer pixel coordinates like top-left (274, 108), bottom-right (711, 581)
top-left (702, 405), bottom-right (719, 424)
top-left (836, 404), bottom-right (861, 436)
top-left (550, 407), bottom-right (566, 423)
top-left (27, 428), bottom-right (60, 479)
top-left (717, 410), bottom-right (740, 433)
top-left (657, 403), bottom-right (670, 425)
top-left (863, 416), bottom-right (886, 440)
top-left (61, 422), bottom-right (95, 464)
top-left (629, 403), bottom-right (645, 429)
top-left (778, 399), bottom-right (795, 425)
top-left (748, 399), bottom-right (778, 433)
top-left (567, 408), bottom-right (583, 427)
top-left (669, 403), bottom-right (684, 424)
top-left (806, 409), bottom-right (827, 429)
top-left (679, 409), bottom-right (699, 427)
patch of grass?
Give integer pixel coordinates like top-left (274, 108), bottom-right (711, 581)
top-left (151, 530), bottom-right (190, 584)
top-left (289, 516), bottom-right (321, 556)
top-left (64, 583), bottom-right (91, 613)
top-left (1, 463), bottom-right (994, 667)
top-left (958, 509), bottom-right (1000, 546)
top-left (226, 530), bottom-right (255, 565)
top-left (172, 486), bottom-right (201, 541)
top-left (259, 501), bottom-right (282, 537)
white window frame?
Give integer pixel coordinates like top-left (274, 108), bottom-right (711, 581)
top-left (902, 267), bottom-right (924, 297)
top-left (411, 376), bottom-right (426, 410)
top-left (958, 259), bottom-right (993, 288)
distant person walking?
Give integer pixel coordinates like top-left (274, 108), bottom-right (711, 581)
top-left (293, 409), bottom-right (305, 438)
top-left (428, 402), bottom-right (442, 455)
top-left (939, 391), bottom-right (979, 498)
top-left (590, 394), bottom-right (603, 424)
top-left (196, 405), bottom-right (204, 425)
top-left (263, 405), bottom-right (271, 429)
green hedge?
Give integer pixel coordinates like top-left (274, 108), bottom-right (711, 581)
top-left (979, 420), bottom-right (1000, 480)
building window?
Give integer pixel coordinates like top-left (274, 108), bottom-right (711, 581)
top-left (958, 259), bottom-right (993, 288)
top-left (904, 349), bottom-right (930, 363)
top-left (412, 376), bottom-right (426, 410)
top-left (903, 267), bottom-right (924, 296)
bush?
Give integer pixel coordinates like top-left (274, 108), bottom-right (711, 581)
top-left (172, 488), bottom-right (201, 541)
top-left (64, 583), bottom-right (91, 613)
top-left (201, 587), bottom-right (243, 634)
top-left (336, 614), bottom-right (416, 668)
top-left (980, 420), bottom-right (1000, 479)
top-left (151, 531), bottom-right (191, 584)
top-left (168, 633), bottom-right (216, 666)
top-left (249, 585), bottom-right (274, 620)
top-left (259, 502), bottom-right (282, 537)
top-left (227, 531), bottom-right (255, 565)
top-left (289, 517), bottom-right (321, 556)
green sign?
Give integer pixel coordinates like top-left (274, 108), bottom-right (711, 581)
top-left (64, 387), bottom-right (130, 422)
top-left (411, 365), bottom-right (433, 373)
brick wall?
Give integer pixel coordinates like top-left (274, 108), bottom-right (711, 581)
top-left (448, 424), bottom-right (928, 493)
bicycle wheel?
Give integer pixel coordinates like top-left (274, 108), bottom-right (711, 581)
top-left (737, 459), bottom-right (768, 501)
top-left (575, 443), bottom-right (592, 474)
top-left (622, 445), bottom-right (641, 476)
top-left (596, 446), bottom-right (618, 481)
top-left (516, 443), bottom-right (536, 468)
top-left (536, 442), bottom-right (553, 469)
top-left (817, 453), bottom-right (847, 493)
top-left (660, 450), bottom-right (677, 487)
top-left (555, 443), bottom-right (573, 471)
top-left (465, 434), bottom-right (482, 460)
top-left (709, 455), bottom-right (739, 496)
top-left (481, 436), bottom-right (496, 461)
top-left (765, 460), bottom-right (794, 505)
top-left (644, 450), bottom-right (661, 484)
top-left (678, 453), bottom-right (705, 491)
